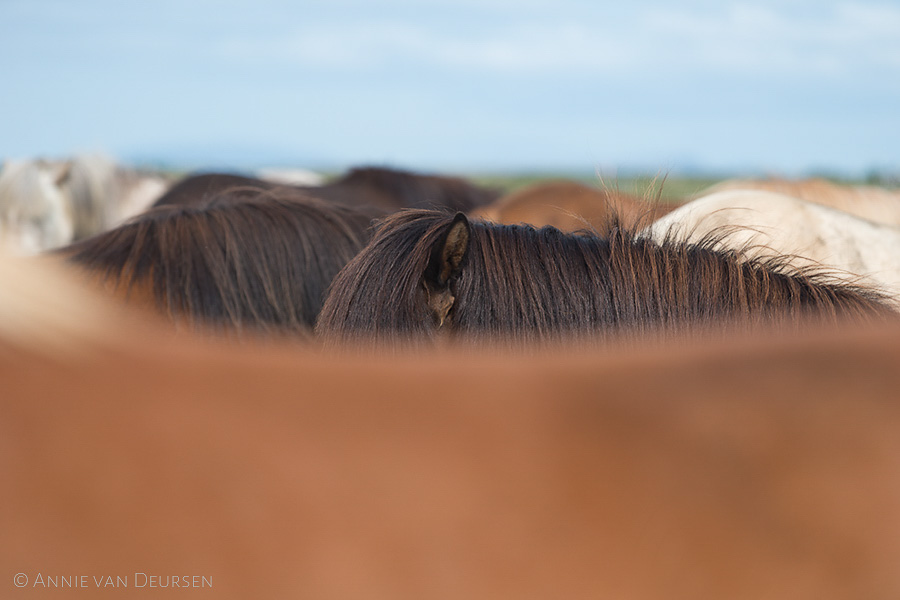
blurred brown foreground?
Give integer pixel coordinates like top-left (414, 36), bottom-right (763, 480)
top-left (3, 256), bottom-right (900, 600)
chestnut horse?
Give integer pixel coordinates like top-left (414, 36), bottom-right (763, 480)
top-left (472, 179), bottom-right (676, 232)
top-left (316, 210), bottom-right (894, 346)
top-left (4, 254), bottom-right (900, 599)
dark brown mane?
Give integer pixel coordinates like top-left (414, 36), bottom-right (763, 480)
top-left (316, 209), bottom-right (895, 345)
top-left (63, 189), bottom-right (380, 335)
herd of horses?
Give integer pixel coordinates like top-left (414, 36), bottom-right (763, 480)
top-left (5, 157), bottom-right (900, 339)
top-left (4, 155), bottom-right (900, 597)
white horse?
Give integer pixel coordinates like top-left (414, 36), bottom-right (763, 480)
top-left (58, 153), bottom-right (170, 237)
top-left (256, 167), bottom-right (324, 187)
top-left (1, 155), bottom-right (171, 251)
top-left (700, 178), bottom-right (900, 226)
top-left (106, 166), bottom-right (170, 228)
top-left (642, 189), bottom-right (900, 302)
top-left (0, 159), bottom-right (74, 254)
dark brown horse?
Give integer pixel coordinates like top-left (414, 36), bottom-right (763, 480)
top-left (316, 210), bottom-right (894, 345)
top-left (149, 172), bottom-right (271, 208)
top-left (62, 188), bottom-right (380, 335)
top-left (152, 166), bottom-right (500, 213)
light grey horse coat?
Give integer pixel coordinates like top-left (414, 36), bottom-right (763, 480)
top-left (0, 160), bottom-right (74, 254)
top-left (642, 189), bottom-right (900, 303)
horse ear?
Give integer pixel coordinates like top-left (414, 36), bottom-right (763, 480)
top-left (425, 213), bottom-right (470, 289)
top-left (422, 213), bottom-right (470, 328)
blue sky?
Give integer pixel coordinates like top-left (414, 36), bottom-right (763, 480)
top-left (2, 0), bottom-right (899, 175)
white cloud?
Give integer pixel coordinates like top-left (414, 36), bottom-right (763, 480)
top-left (641, 2), bottom-right (900, 74)
top-left (219, 21), bottom-right (645, 73)
top-left (212, 1), bottom-right (900, 79)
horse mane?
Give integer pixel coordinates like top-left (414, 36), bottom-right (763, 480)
top-left (641, 189), bottom-right (900, 301)
top-left (316, 209), bottom-right (894, 345)
top-left (63, 188), bottom-right (380, 335)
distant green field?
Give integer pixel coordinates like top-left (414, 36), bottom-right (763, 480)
top-left (159, 166), bottom-right (898, 203)
top-left (466, 173), bottom-right (722, 202)
top-left (301, 169), bottom-right (723, 202)
top-left (465, 171), bottom-right (900, 202)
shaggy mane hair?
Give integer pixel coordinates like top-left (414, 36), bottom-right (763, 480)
top-left (63, 189), bottom-right (380, 335)
top-left (316, 209), bottom-right (895, 345)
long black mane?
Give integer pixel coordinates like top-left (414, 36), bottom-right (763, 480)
top-left (63, 189), bottom-right (379, 335)
top-left (316, 209), bottom-right (894, 345)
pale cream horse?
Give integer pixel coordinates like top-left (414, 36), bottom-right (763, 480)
top-left (0, 159), bottom-right (74, 254)
top-left (57, 153), bottom-right (169, 237)
top-left (702, 177), bottom-right (900, 225)
top-left (1, 154), bottom-right (169, 251)
top-left (642, 189), bottom-right (900, 302)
